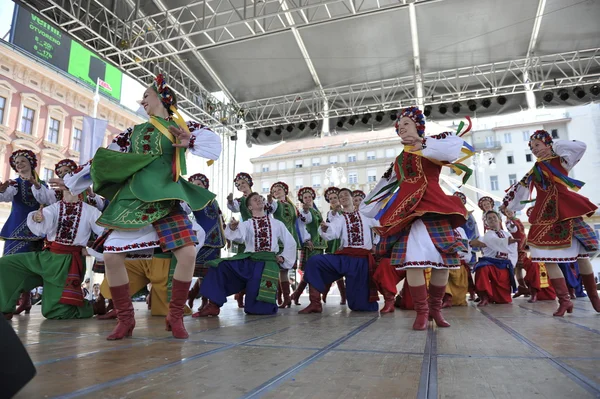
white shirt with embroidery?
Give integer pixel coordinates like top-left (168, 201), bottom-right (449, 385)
top-left (319, 210), bottom-right (380, 251)
top-left (479, 229), bottom-right (518, 267)
top-left (225, 215), bottom-right (297, 269)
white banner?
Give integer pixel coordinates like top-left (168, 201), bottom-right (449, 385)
top-left (80, 116), bottom-right (108, 164)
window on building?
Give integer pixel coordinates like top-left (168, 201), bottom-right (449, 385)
top-left (329, 155), bottom-right (338, 164)
top-left (0, 96), bottom-right (6, 125)
top-left (295, 160), bottom-right (303, 168)
top-left (42, 168), bottom-right (54, 182)
top-left (278, 161), bottom-right (286, 170)
top-left (366, 151), bottom-right (376, 161)
top-left (503, 132), bottom-right (512, 143)
top-left (312, 158), bottom-right (320, 167)
top-left (261, 182), bottom-right (270, 193)
top-left (312, 175), bottom-right (321, 188)
top-left (46, 118), bottom-right (60, 144)
top-left (507, 151), bottom-right (514, 164)
top-left (367, 169), bottom-right (377, 182)
top-left (262, 164), bottom-right (270, 173)
top-left (485, 136), bottom-right (494, 146)
top-left (551, 129), bottom-right (559, 139)
top-left (490, 175), bottom-right (499, 191)
top-left (522, 130), bottom-right (529, 141)
top-left (509, 174), bottom-right (517, 185)
top-left (347, 154), bottom-right (357, 163)
top-left (71, 127), bottom-right (82, 152)
top-left (525, 153), bottom-right (533, 162)
top-left (385, 148), bottom-right (395, 158)
top-left (295, 177), bottom-right (304, 189)
top-left (21, 106), bottom-right (35, 134)
top-left (348, 172), bottom-right (358, 184)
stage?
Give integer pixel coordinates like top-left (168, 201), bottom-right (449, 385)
top-left (10, 296), bottom-right (600, 399)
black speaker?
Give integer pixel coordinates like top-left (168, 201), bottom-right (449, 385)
top-left (0, 317), bottom-right (36, 398)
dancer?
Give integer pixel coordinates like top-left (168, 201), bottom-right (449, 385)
top-left (195, 192), bottom-right (297, 316)
top-left (227, 172), bottom-right (254, 307)
top-left (0, 186), bottom-right (104, 320)
top-left (321, 187), bottom-right (346, 305)
top-left (502, 130), bottom-right (599, 316)
top-left (502, 207), bottom-right (530, 298)
top-left (50, 159), bottom-right (106, 210)
top-left (51, 74), bottom-right (222, 339)
top-left (266, 181), bottom-right (304, 309)
top-left (0, 150), bottom-right (56, 315)
top-left (185, 173), bottom-right (226, 312)
top-left (478, 196), bottom-right (496, 231)
top-left (299, 188), bottom-right (380, 313)
top-left (471, 211), bottom-right (518, 306)
top-left (362, 106), bottom-right (472, 330)
top-left (442, 227), bottom-right (472, 308)
top-left (452, 191), bottom-right (479, 301)
top-left (352, 190), bottom-right (366, 209)
top-left (291, 187), bottom-right (327, 306)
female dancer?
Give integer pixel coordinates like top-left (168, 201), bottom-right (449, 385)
top-left (0, 150), bottom-right (55, 314)
top-left (501, 130), bottom-right (600, 315)
top-left (52, 74), bottom-right (222, 339)
top-left (362, 106), bottom-right (472, 330)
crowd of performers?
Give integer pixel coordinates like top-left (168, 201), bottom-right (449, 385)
top-left (0, 85), bottom-right (599, 340)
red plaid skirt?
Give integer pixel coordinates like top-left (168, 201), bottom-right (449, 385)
top-left (153, 208), bottom-right (198, 251)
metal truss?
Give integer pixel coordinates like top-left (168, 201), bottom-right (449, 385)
top-left (239, 48), bottom-right (600, 128)
top-left (18, 0), bottom-right (239, 132)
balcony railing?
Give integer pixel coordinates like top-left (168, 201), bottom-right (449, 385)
top-left (472, 141), bottom-right (502, 151)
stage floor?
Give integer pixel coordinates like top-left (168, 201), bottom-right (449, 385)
top-left (9, 296), bottom-right (600, 399)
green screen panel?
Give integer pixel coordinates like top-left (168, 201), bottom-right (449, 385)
top-left (68, 41), bottom-right (122, 102)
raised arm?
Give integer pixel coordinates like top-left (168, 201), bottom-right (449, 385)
top-left (187, 122), bottom-right (222, 160)
top-left (26, 204), bottom-right (59, 237)
top-left (422, 132), bottom-right (465, 162)
top-left (553, 140), bottom-right (586, 171)
top-left (32, 182), bottom-right (58, 205)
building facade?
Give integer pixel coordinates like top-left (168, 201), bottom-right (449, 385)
top-left (0, 43), bottom-right (143, 253)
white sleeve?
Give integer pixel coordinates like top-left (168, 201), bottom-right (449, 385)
top-left (107, 129), bottom-right (133, 152)
top-left (320, 217), bottom-right (343, 242)
top-left (422, 133), bottom-right (464, 162)
top-left (188, 123), bottom-right (222, 160)
top-left (32, 184), bottom-right (58, 205)
top-left (87, 247), bottom-right (104, 262)
top-left (361, 167), bottom-right (398, 218)
top-left (63, 162), bottom-right (93, 196)
top-left (227, 198), bottom-right (241, 213)
top-left (502, 182), bottom-right (530, 212)
top-left (456, 228), bottom-right (471, 262)
top-left (26, 204), bottom-right (59, 237)
top-left (192, 220), bottom-right (206, 249)
top-left (278, 222), bottom-right (298, 270)
top-left (298, 209), bottom-right (313, 225)
top-left (553, 140), bottom-right (586, 171)
top-left (505, 220), bottom-right (518, 234)
top-left (225, 222), bottom-right (245, 243)
top-left (87, 207), bottom-right (105, 237)
top-left (180, 202), bottom-right (192, 215)
top-left (89, 195), bottom-right (105, 211)
top-left (0, 185), bottom-right (17, 202)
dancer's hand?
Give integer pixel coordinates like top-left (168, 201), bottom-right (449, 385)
top-left (276, 256), bottom-right (285, 265)
top-left (305, 240), bottom-right (314, 251)
top-left (302, 202), bottom-right (311, 211)
top-left (227, 193), bottom-right (234, 203)
top-left (169, 126), bottom-right (191, 148)
top-left (86, 187), bottom-right (96, 197)
top-left (49, 178), bottom-right (67, 191)
top-left (26, 175), bottom-right (41, 189)
top-left (229, 217), bottom-right (239, 230)
top-left (508, 238), bottom-right (519, 245)
top-left (0, 180), bottom-right (12, 193)
top-left (320, 222), bottom-right (329, 232)
top-left (267, 194), bottom-right (273, 204)
top-left (470, 238), bottom-right (486, 248)
top-left (33, 206), bottom-right (44, 223)
top-left (499, 205), bottom-right (507, 214)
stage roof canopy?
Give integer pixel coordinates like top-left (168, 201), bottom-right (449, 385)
top-left (18, 0), bottom-right (600, 142)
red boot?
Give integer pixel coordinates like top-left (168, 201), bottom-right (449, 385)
top-left (187, 279), bottom-right (200, 309)
top-left (277, 282), bottom-right (283, 306)
top-left (236, 290), bottom-right (245, 308)
top-left (477, 292), bottom-right (490, 307)
top-left (528, 287), bottom-right (538, 303)
top-left (298, 286), bottom-right (322, 314)
top-left (291, 280), bottom-right (307, 305)
top-left (581, 273), bottom-right (600, 312)
top-left (441, 294), bottom-right (453, 309)
top-left (337, 279), bottom-right (347, 305)
top-left (428, 284), bottom-right (450, 327)
top-left (197, 297), bottom-right (208, 312)
top-left (409, 284), bottom-right (429, 330)
top-left (551, 278), bottom-right (574, 317)
top-left (193, 301), bottom-right (220, 317)
top-left (279, 281), bottom-right (292, 309)
top-left (3, 312), bottom-right (13, 320)
top-left (106, 284), bottom-right (135, 340)
top-left (380, 289), bottom-right (395, 313)
top-left (568, 286), bottom-right (576, 299)
top-left (321, 283), bottom-right (331, 303)
top-left (166, 279), bottom-right (191, 339)
top-left (15, 292), bottom-right (31, 315)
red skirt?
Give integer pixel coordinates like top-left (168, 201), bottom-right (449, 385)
top-left (475, 266), bottom-right (512, 304)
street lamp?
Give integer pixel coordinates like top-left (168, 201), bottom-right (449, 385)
top-left (470, 151), bottom-right (496, 193)
top-left (324, 166), bottom-right (346, 186)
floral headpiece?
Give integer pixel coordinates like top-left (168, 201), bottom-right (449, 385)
top-left (529, 130), bottom-right (553, 149)
top-left (55, 159), bottom-right (77, 175)
top-left (395, 106), bottom-right (426, 137)
top-left (453, 191), bottom-right (467, 205)
top-left (189, 173), bottom-right (209, 189)
top-left (298, 187), bottom-right (316, 203)
top-left (478, 196), bottom-right (495, 211)
top-left (234, 172), bottom-right (253, 188)
top-left (152, 74), bottom-right (176, 113)
top-left (271, 181), bottom-right (289, 196)
top-left (324, 187), bottom-right (340, 203)
top-left (352, 190), bottom-right (366, 200)
top-left (10, 149), bottom-right (38, 172)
